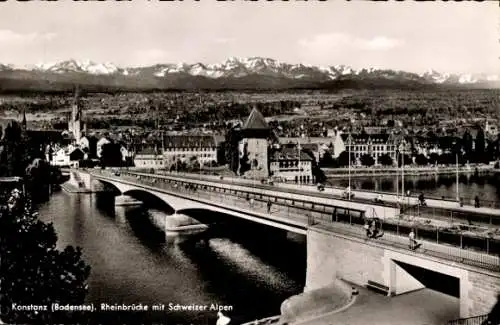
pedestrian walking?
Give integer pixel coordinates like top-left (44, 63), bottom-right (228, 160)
top-left (408, 229), bottom-right (420, 250)
top-left (370, 219), bottom-right (377, 238)
top-left (475, 196), bottom-right (480, 208)
top-left (364, 222), bottom-right (371, 238)
top-left (267, 200), bottom-right (272, 213)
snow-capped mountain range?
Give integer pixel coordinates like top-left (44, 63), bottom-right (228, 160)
top-left (1, 57), bottom-right (498, 90)
top-left (33, 60), bottom-right (120, 75)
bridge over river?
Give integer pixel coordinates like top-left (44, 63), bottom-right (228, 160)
top-left (69, 168), bottom-right (500, 321)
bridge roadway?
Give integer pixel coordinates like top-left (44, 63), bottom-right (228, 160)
top-left (85, 169), bottom-right (500, 271)
top-left (138, 170), bottom-right (500, 225)
top-left (97, 169), bottom-right (398, 220)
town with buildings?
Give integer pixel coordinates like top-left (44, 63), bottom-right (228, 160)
top-left (10, 88), bottom-right (497, 186)
top-left (2, 2), bottom-right (500, 325)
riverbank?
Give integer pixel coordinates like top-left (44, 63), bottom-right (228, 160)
top-left (60, 181), bottom-right (92, 193)
top-left (324, 165), bottom-right (496, 178)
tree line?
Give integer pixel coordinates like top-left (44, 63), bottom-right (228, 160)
top-left (0, 121), bottom-right (91, 324)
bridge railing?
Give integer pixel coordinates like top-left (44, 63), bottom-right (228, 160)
top-left (446, 314), bottom-right (490, 325)
top-left (91, 169), bottom-right (500, 271)
top-left (146, 168), bottom-right (500, 209)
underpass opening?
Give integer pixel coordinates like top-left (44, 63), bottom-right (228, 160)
top-left (391, 259), bottom-right (460, 298)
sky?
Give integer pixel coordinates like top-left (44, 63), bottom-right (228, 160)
top-left (0, 1), bottom-right (498, 75)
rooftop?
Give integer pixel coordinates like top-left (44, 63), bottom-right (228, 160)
top-left (163, 135), bottom-right (217, 148)
top-left (270, 148), bottom-right (314, 161)
top-left (242, 108), bottom-right (270, 130)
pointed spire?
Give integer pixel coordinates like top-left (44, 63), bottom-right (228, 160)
top-left (74, 85), bottom-right (82, 121)
top-left (21, 109), bottom-right (27, 129)
top-left (74, 84), bottom-right (80, 101)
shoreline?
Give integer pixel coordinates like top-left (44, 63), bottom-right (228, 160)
top-left (324, 166), bottom-right (497, 178)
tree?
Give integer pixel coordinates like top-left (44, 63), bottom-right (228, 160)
top-left (462, 130), bottom-right (473, 158)
top-left (378, 154), bottom-right (393, 166)
top-left (319, 151), bottom-right (336, 167)
top-left (25, 158), bottom-right (51, 202)
top-left (438, 153), bottom-right (454, 165)
top-left (100, 143), bottom-right (123, 167)
top-left (485, 140), bottom-right (496, 162)
top-left (428, 153), bottom-right (439, 165)
top-left (496, 134), bottom-right (500, 160)
top-left (337, 151), bottom-right (355, 167)
top-left (360, 154), bottom-right (375, 167)
top-left (397, 153), bottom-right (412, 167)
top-left (0, 122), bottom-right (37, 177)
top-left (0, 189), bottom-right (91, 324)
top-left (474, 128), bottom-right (486, 163)
top-left (415, 154), bottom-right (428, 166)
top-left (217, 141), bottom-right (227, 165)
top-left (312, 165), bottom-right (327, 184)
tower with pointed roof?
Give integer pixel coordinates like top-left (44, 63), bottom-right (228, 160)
top-left (68, 86), bottom-right (84, 143)
top-left (238, 107), bottom-right (271, 178)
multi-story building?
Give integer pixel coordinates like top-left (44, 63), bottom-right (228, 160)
top-left (51, 145), bottom-right (85, 167)
top-left (162, 135), bottom-right (217, 166)
top-left (269, 148), bottom-right (314, 183)
top-left (340, 133), bottom-right (404, 165)
top-left (133, 147), bottom-right (164, 169)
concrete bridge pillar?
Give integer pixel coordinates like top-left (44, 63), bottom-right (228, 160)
top-left (115, 195), bottom-right (142, 206)
top-left (163, 212), bottom-right (209, 245)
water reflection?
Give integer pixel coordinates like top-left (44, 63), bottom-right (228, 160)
top-left (37, 191), bottom-right (305, 324)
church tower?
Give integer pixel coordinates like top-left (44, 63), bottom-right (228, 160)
top-left (68, 86), bottom-right (83, 143)
top-left (21, 108), bottom-right (27, 130)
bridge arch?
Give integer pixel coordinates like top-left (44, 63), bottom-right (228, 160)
top-left (94, 179), bottom-right (176, 213)
top-left (123, 189), bottom-right (175, 213)
top-left (94, 179), bottom-right (121, 194)
top-left (87, 172), bottom-right (306, 234)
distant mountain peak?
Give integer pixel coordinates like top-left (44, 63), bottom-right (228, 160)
top-left (1, 56), bottom-right (498, 90)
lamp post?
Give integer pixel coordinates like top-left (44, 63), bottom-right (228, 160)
top-left (199, 159), bottom-right (202, 181)
top-left (298, 140), bottom-right (302, 186)
top-left (348, 130), bottom-right (351, 200)
top-left (456, 152), bottom-right (459, 202)
top-left (401, 140), bottom-right (405, 202)
top-left (396, 151), bottom-right (399, 200)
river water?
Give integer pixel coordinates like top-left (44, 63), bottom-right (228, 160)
top-left (328, 173), bottom-right (500, 204)
top-left (37, 191), bottom-right (306, 325)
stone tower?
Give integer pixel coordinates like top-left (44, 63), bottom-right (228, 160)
top-left (238, 107), bottom-right (271, 179)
